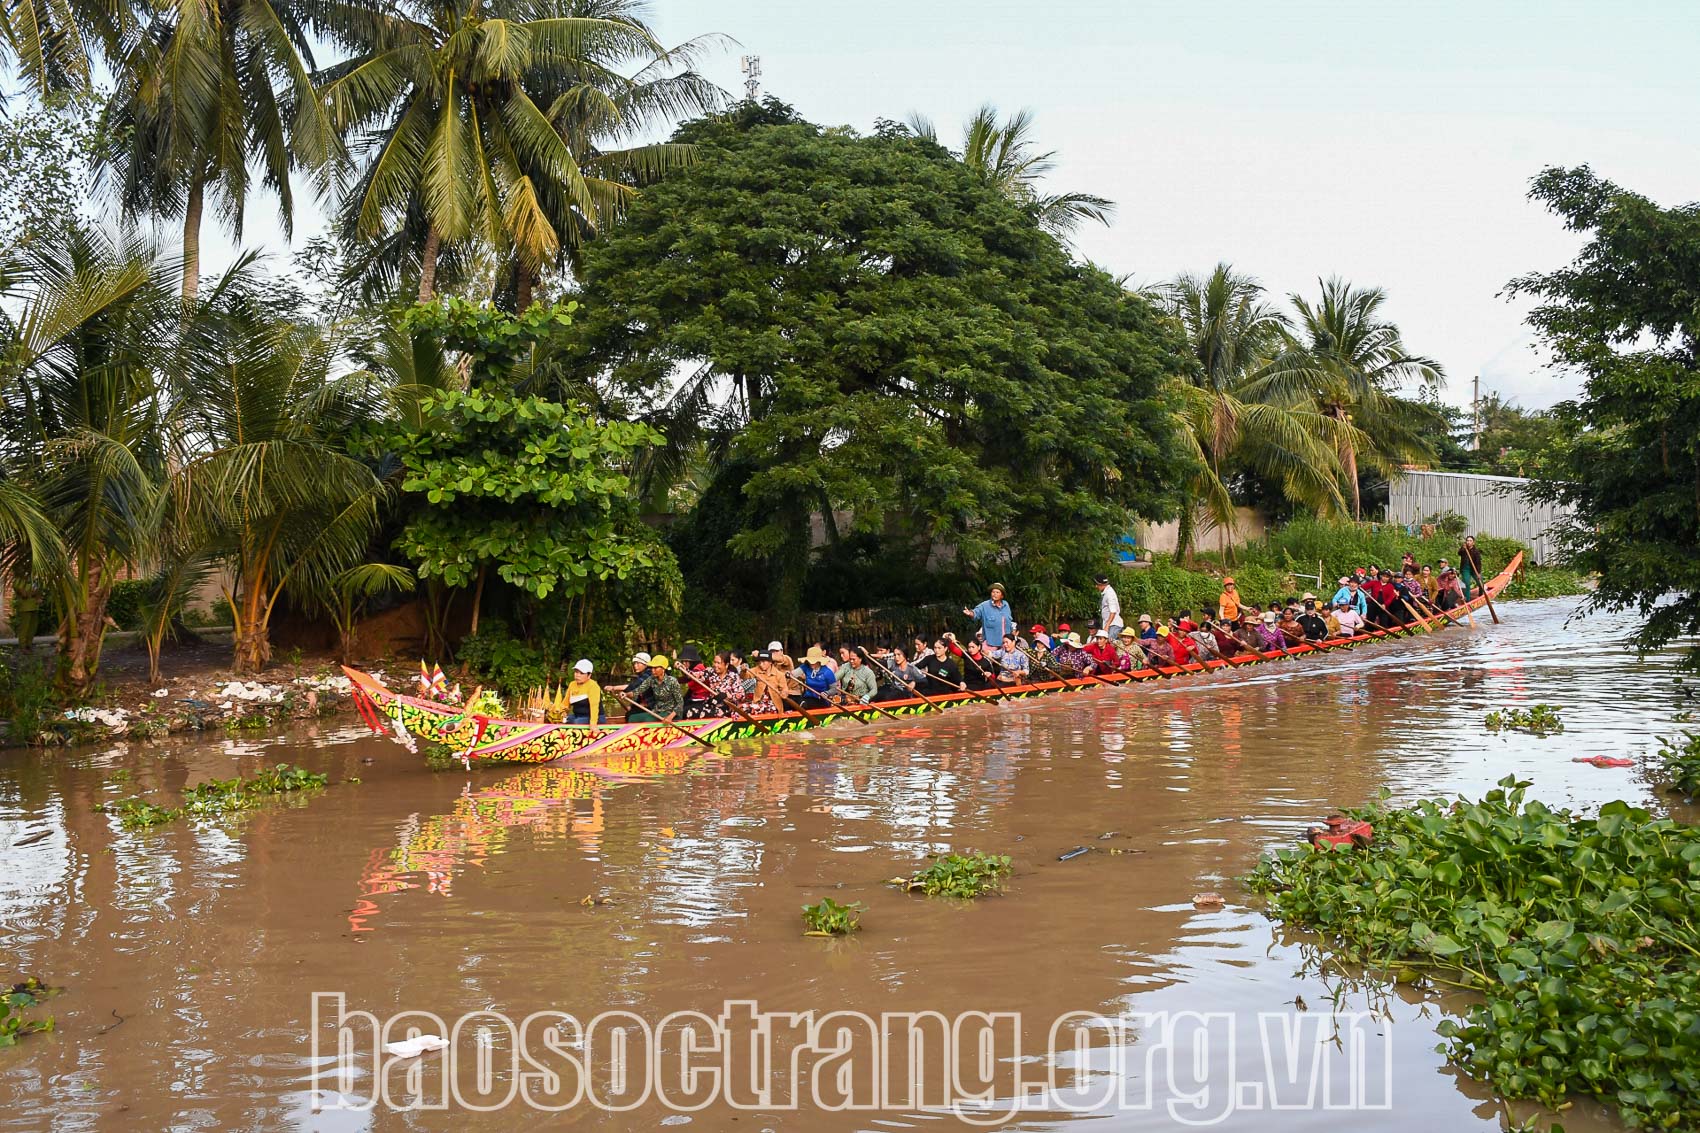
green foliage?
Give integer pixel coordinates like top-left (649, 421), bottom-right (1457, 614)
top-left (1484, 704), bottom-right (1565, 736)
top-left (1655, 732), bottom-right (1700, 797)
top-left (391, 301), bottom-right (678, 611)
top-left (576, 110), bottom-right (1190, 623)
top-left (105, 579), bottom-right (150, 632)
top-left (0, 979), bottom-right (57, 1046)
top-left (0, 653), bottom-right (63, 744)
top-left (455, 622), bottom-right (558, 697)
top-left (1501, 567), bottom-right (1588, 600)
top-left (800, 897), bottom-right (864, 936)
top-left (890, 852), bottom-right (1012, 899)
top-left (0, 92), bottom-right (105, 250)
top-left (1511, 166), bottom-right (1700, 668)
top-left (99, 764), bottom-right (328, 828)
top-left (1248, 777), bottom-right (1700, 1130)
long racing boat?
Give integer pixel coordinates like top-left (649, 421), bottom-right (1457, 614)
top-left (345, 554), bottom-right (1522, 766)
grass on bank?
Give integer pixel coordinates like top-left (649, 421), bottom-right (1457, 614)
top-left (1248, 776), bottom-right (1700, 1130)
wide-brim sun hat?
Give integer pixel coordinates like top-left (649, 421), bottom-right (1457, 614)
top-left (1137, 614), bottom-right (1153, 624)
top-left (1156, 626), bottom-right (1170, 637)
top-left (804, 646), bottom-right (828, 663)
top-left (1093, 629), bottom-right (1109, 639)
top-left (1066, 632), bottom-right (1083, 647)
top-left (1117, 628), bottom-right (1136, 639)
top-left (1303, 593), bottom-right (1316, 601)
top-left (1263, 611), bottom-right (1278, 624)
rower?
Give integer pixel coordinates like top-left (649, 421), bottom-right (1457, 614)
top-left (1296, 595), bottom-right (1329, 641)
top-left (874, 646), bottom-right (928, 702)
top-left (839, 648), bottom-right (878, 704)
top-left (1135, 613), bottom-right (1156, 641)
top-left (918, 639), bottom-right (965, 692)
top-left (624, 655), bottom-right (684, 721)
top-left (799, 647), bottom-right (840, 707)
top-left (566, 659), bottom-right (605, 724)
top-left (991, 633), bottom-right (1030, 683)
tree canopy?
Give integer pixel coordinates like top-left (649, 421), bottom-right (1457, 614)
top-left (1512, 165), bottom-right (1700, 665)
top-left (571, 102), bottom-right (1191, 619)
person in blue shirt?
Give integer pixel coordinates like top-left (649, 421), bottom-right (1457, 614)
top-left (1330, 577), bottom-right (1368, 617)
top-left (962, 583), bottom-right (1015, 644)
top-left (798, 646), bottom-right (840, 707)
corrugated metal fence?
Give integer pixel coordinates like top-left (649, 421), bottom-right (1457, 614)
top-left (1386, 471), bottom-right (1574, 564)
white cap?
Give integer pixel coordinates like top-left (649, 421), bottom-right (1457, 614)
top-left (632, 651), bottom-right (651, 664)
top-left (767, 640), bottom-right (784, 652)
top-left (574, 659), bottom-right (594, 674)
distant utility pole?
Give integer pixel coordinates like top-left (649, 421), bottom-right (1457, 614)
top-left (740, 55), bottom-right (762, 101)
top-left (1471, 374), bottom-right (1481, 451)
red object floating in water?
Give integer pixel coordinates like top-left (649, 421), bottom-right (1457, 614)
top-left (1572, 756), bottom-right (1635, 768)
top-left (1306, 813), bottom-right (1373, 849)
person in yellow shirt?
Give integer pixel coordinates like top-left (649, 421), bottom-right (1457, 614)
top-left (566, 659), bottom-right (603, 724)
top-left (1217, 577), bottom-right (1242, 622)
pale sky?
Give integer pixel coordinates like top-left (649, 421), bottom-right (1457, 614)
top-left (205, 0), bottom-right (1700, 411)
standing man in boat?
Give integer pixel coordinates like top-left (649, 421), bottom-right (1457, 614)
top-left (963, 583), bottom-right (1015, 645)
top-left (1458, 535), bottom-right (1485, 600)
top-left (1094, 575), bottom-right (1125, 638)
top-left (1217, 578), bottom-right (1242, 622)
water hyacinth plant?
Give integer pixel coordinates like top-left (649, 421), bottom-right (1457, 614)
top-left (888, 852), bottom-right (1013, 899)
top-left (1484, 704), bottom-right (1565, 736)
top-left (99, 764), bottom-right (329, 829)
top-left (800, 897), bottom-right (864, 936)
top-left (1247, 777), bottom-right (1700, 1130)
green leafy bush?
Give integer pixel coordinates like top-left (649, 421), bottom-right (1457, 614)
top-left (455, 622), bottom-right (558, 697)
top-left (890, 852), bottom-right (1013, 899)
top-left (1248, 777), bottom-right (1700, 1130)
top-left (105, 579), bottom-right (151, 631)
top-left (0, 652), bottom-right (63, 744)
top-left (1656, 732), bottom-right (1700, 797)
top-left (800, 897), bottom-right (863, 936)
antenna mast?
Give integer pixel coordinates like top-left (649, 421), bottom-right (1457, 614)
top-left (739, 55), bottom-right (762, 101)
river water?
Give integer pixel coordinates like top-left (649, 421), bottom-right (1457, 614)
top-left (1, 597), bottom-right (1693, 1132)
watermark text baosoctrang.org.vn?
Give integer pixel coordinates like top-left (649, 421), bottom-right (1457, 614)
top-left (309, 994), bottom-right (1394, 1125)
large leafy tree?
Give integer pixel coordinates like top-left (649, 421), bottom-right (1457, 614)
top-left (1162, 263), bottom-right (1346, 558)
top-left (99, 0), bottom-right (334, 303)
top-left (907, 104), bottom-right (1113, 239)
top-left (573, 104), bottom-right (1189, 622)
top-left (1511, 165), bottom-right (1700, 665)
top-left (317, 0), bottom-right (718, 304)
top-left (1248, 278), bottom-right (1445, 519)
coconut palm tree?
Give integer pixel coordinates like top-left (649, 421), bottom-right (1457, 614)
top-left (99, 0), bottom-right (335, 303)
top-left (0, 0), bottom-right (130, 96)
top-left (169, 266), bottom-right (389, 672)
top-left (0, 228), bottom-right (174, 689)
top-left (1247, 278), bottom-right (1446, 520)
top-left (317, 0), bottom-right (720, 304)
top-left (1162, 264), bottom-right (1348, 558)
top-left (908, 104), bottom-right (1113, 238)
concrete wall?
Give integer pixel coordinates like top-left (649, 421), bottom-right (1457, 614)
top-left (1136, 507), bottom-right (1270, 556)
top-left (1386, 470), bottom-right (1574, 564)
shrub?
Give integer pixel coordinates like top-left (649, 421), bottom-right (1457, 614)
top-left (455, 621), bottom-right (558, 697)
top-left (105, 579), bottom-right (151, 632)
top-left (1656, 732), bottom-right (1700, 796)
top-left (0, 652), bottom-right (63, 745)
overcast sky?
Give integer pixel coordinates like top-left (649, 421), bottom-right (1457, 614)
top-left (204, 0), bottom-right (1700, 412)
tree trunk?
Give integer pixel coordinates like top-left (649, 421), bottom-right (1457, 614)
top-left (182, 174), bottom-right (206, 305)
top-left (469, 562), bottom-right (487, 636)
top-left (418, 225), bottom-right (441, 301)
top-left (1331, 405), bottom-right (1362, 521)
top-left (1175, 497), bottom-right (1196, 564)
top-left (514, 263), bottom-right (535, 311)
top-left (232, 580), bottom-right (272, 674)
top-left (63, 561), bottom-right (115, 691)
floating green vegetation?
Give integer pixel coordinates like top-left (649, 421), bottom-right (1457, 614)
top-left (422, 742), bottom-right (464, 772)
top-left (889, 852), bottom-right (1013, 899)
top-left (1248, 777), bottom-right (1700, 1130)
top-left (1655, 732), bottom-right (1700, 798)
top-left (99, 764), bottom-right (329, 829)
top-left (801, 897), bottom-right (863, 936)
top-left (1485, 704), bottom-right (1564, 735)
top-left (1, 979), bottom-right (57, 1046)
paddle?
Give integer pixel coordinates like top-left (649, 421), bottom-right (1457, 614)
top-left (1108, 636), bottom-right (1172, 677)
top-left (1013, 642), bottom-right (1081, 688)
top-left (841, 686), bottom-right (905, 723)
top-left (1360, 588), bottom-right (1421, 637)
top-left (1478, 564), bottom-right (1502, 624)
top-left (607, 688), bottom-right (719, 752)
top-left (782, 671), bottom-right (874, 726)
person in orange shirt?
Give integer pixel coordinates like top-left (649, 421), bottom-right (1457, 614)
top-left (1217, 577), bottom-right (1242, 622)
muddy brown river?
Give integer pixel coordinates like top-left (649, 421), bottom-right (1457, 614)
top-left (2, 597), bottom-right (1693, 1131)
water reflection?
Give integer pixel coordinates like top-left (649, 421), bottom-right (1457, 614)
top-left (0, 598), bottom-right (1690, 1132)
